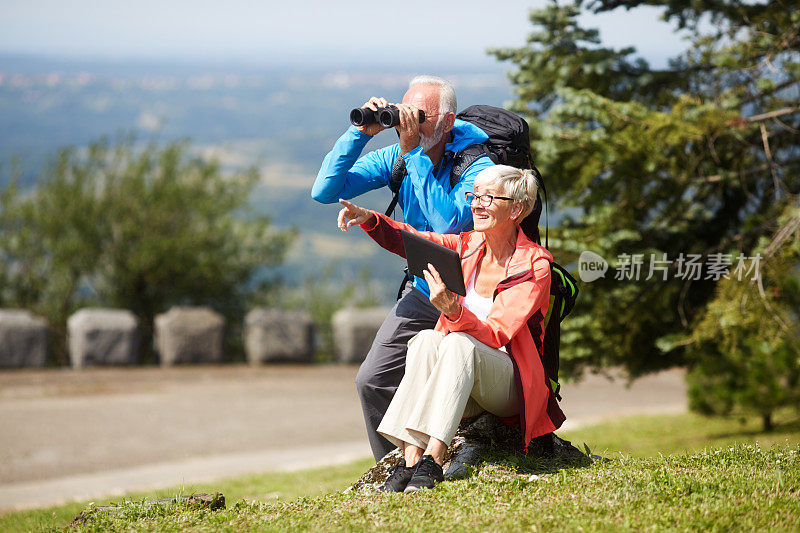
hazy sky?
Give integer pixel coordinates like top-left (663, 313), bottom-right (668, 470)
top-left (0, 1), bottom-right (689, 68)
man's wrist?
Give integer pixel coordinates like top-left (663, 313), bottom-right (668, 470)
top-left (401, 145), bottom-right (424, 160)
top-left (349, 125), bottom-right (373, 140)
top-left (399, 144), bottom-right (417, 155)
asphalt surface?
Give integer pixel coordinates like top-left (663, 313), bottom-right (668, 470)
top-left (0, 364), bottom-right (686, 512)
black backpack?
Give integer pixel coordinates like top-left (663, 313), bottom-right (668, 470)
top-left (388, 104), bottom-right (578, 402)
top-left (451, 105), bottom-right (546, 247)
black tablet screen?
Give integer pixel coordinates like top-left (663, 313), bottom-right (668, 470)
top-left (401, 230), bottom-right (466, 296)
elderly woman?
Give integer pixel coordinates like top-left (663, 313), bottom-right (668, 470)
top-left (337, 164), bottom-right (564, 493)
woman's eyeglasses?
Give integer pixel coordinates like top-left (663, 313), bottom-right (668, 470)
top-left (465, 192), bottom-right (514, 207)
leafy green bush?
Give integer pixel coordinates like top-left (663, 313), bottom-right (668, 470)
top-left (0, 136), bottom-right (294, 363)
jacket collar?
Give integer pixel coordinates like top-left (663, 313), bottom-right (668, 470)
top-left (508, 228), bottom-right (552, 275)
top-left (446, 119), bottom-right (489, 153)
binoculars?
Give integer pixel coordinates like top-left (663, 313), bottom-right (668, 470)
top-left (350, 105), bottom-right (426, 128)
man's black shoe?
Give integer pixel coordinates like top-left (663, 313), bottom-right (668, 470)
top-left (379, 459), bottom-right (415, 493)
top-left (404, 455), bottom-right (444, 492)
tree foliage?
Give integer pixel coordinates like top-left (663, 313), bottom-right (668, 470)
top-left (687, 203), bottom-right (800, 431)
top-left (490, 0), bottom-right (800, 424)
top-left (0, 137), bottom-right (294, 362)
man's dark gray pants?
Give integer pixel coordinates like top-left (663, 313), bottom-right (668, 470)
top-left (356, 278), bottom-right (440, 461)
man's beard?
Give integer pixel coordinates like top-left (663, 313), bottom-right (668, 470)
top-left (419, 116), bottom-right (446, 152)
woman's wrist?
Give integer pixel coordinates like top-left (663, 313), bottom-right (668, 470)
top-left (444, 303), bottom-right (462, 321)
top-left (359, 211), bottom-right (379, 230)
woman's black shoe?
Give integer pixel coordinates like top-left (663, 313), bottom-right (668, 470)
top-left (379, 459), bottom-right (415, 492)
top-left (404, 455), bottom-right (444, 492)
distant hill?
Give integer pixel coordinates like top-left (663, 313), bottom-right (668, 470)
top-left (0, 54), bottom-right (514, 184)
top-left (0, 54), bottom-right (523, 302)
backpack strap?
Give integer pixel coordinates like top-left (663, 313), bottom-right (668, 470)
top-left (534, 163), bottom-right (549, 250)
top-left (385, 155), bottom-right (407, 216)
top-left (450, 143), bottom-right (494, 189)
top-left (390, 143), bottom-right (482, 215)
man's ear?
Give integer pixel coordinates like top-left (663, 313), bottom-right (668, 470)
top-left (443, 112), bottom-right (456, 133)
top-left (512, 203), bottom-right (524, 220)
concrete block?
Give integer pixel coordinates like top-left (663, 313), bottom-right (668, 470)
top-left (0, 309), bottom-right (49, 368)
top-left (331, 307), bottom-right (390, 364)
top-left (155, 307), bottom-right (225, 366)
top-left (244, 308), bottom-right (314, 364)
top-left (67, 308), bottom-right (139, 368)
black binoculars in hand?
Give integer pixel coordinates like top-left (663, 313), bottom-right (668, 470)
top-left (350, 106), bottom-right (426, 128)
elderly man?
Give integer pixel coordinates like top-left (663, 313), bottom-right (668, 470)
top-left (312, 75), bottom-right (494, 461)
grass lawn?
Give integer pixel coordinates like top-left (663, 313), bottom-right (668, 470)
top-left (0, 460), bottom-right (374, 533)
top-left (3, 411), bottom-right (798, 532)
top-left (562, 410), bottom-right (800, 458)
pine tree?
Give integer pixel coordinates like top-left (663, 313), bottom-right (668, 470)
top-left (489, 0), bottom-right (800, 427)
top-left (686, 203), bottom-right (800, 431)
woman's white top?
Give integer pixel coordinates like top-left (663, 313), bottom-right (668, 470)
top-left (462, 270), bottom-right (493, 321)
top-left (461, 270), bottom-right (508, 353)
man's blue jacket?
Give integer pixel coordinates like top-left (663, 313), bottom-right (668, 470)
top-left (312, 119), bottom-right (494, 295)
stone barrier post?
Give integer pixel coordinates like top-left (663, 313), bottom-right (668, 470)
top-left (244, 308), bottom-right (314, 364)
top-left (155, 307), bottom-right (225, 365)
top-left (0, 309), bottom-right (49, 368)
top-left (331, 307), bottom-right (390, 364)
top-left (67, 309), bottom-right (140, 368)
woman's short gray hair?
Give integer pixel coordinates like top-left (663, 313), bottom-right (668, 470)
top-left (409, 75), bottom-right (457, 116)
top-left (477, 164), bottom-right (540, 220)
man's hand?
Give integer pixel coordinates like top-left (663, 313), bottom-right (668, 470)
top-left (423, 263), bottom-right (460, 317)
top-left (396, 103), bottom-right (422, 155)
top-left (356, 97), bottom-right (389, 137)
top-left (337, 199), bottom-right (376, 232)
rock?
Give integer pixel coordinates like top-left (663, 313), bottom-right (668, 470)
top-left (0, 309), bottom-right (49, 368)
top-left (349, 413), bottom-right (592, 491)
top-left (244, 308), bottom-right (314, 364)
top-left (331, 307), bottom-right (390, 364)
top-left (155, 307), bottom-right (225, 366)
top-left (70, 493), bottom-right (225, 526)
top-left (67, 309), bottom-right (139, 368)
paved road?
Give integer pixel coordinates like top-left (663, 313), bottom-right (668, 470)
top-left (0, 365), bottom-right (686, 511)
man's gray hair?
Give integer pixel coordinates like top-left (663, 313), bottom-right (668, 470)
top-left (409, 75), bottom-right (457, 116)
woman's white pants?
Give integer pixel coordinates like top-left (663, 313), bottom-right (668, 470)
top-left (377, 329), bottom-right (519, 451)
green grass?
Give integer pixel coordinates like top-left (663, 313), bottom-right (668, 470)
top-left (561, 410), bottom-right (800, 458)
top-left (0, 459), bottom-right (373, 533)
top-left (55, 444), bottom-right (800, 532)
top-left (3, 412), bottom-right (798, 532)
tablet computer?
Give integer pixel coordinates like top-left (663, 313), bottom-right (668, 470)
top-left (401, 229), bottom-right (466, 296)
